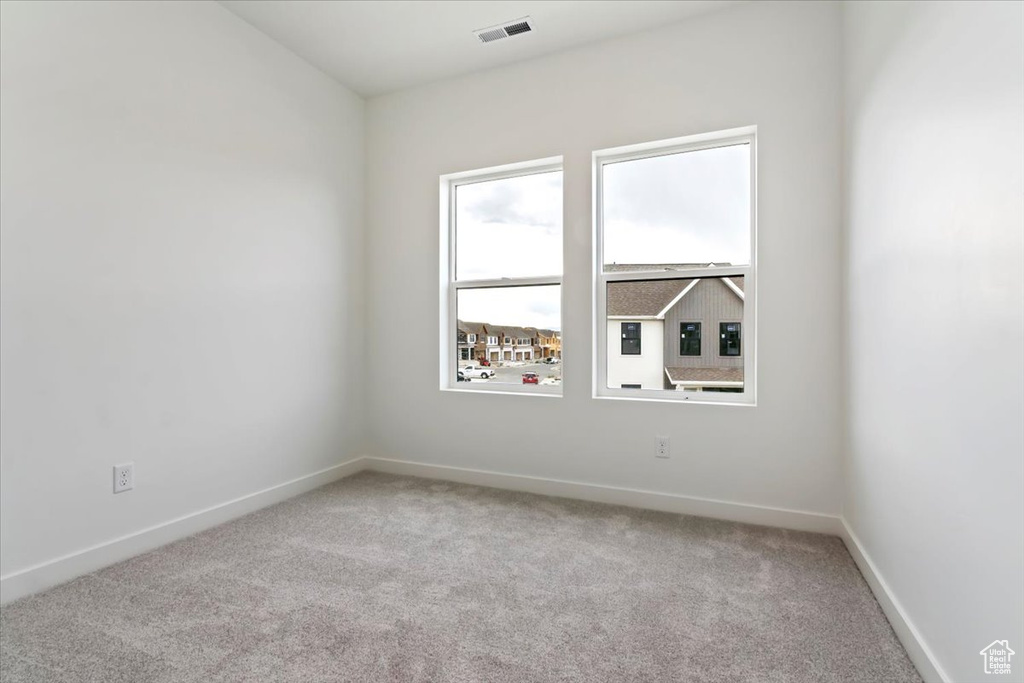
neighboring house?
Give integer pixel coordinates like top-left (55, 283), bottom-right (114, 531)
top-left (456, 322), bottom-right (477, 361)
top-left (531, 328), bottom-right (562, 359)
top-left (457, 321), bottom-right (496, 362)
top-left (606, 269), bottom-right (745, 391)
top-left (457, 320), bottom-right (561, 363)
top-left (493, 326), bottom-right (535, 362)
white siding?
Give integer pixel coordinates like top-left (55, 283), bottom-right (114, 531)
top-left (606, 320), bottom-right (664, 389)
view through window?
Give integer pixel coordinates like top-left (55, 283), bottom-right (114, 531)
top-left (447, 165), bottom-right (562, 390)
top-left (597, 132), bottom-right (754, 400)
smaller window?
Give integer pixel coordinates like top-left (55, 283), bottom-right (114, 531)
top-left (680, 322), bottom-right (701, 356)
top-left (720, 323), bottom-right (741, 356)
top-left (621, 322), bottom-right (641, 355)
top-left (468, 334), bottom-right (476, 343)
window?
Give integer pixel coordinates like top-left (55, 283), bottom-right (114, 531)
top-left (442, 158), bottom-right (563, 393)
top-left (468, 334), bottom-right (476, 343)
top-left (621, 322), bottom-right (641, 355)
top-left (720, 323), bottom-right (741, 356)
top-left (595, 127), bottom-right (755, 403)
top-left (680, 322), bottom-right (701, 356)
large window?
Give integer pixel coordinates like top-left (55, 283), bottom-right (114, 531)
top-left (680, 322), bottom-right (701, 356)
top-left (595, 128), bottom-right (756, 403)
top-left (720, 323), bottom-right (741, 356)
top-left (441, 158), bottom-right (563, 393)
top-left (621, 322), bottom-right (642, 355)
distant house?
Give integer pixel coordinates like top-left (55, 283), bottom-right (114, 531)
top-left (458, 321), bottom-right (497, 362)
top-left (456, 320), bottom-right (560, 363)
top-left (606, 271), bottom-right (744, 391)
top-left (492, 325), bottom-right (535, 362)
top-left (457, 321), bottom-right (477, 361)
top-left (530, 328), bottom-right (562, 359)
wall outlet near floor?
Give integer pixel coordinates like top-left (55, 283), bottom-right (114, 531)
top-left (656, 436), bottom-right (670, 459)
top-left (113, 462), bottom-right (134, 493)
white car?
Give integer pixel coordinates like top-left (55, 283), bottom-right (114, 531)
top-left (459, 364), bottom-right (495, 379)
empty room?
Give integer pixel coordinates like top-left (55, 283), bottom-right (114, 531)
top-left (1, 1), bottom-right (1021, 681)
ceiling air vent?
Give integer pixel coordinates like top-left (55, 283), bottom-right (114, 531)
top-left (474, 17), bottom-right (533, 44)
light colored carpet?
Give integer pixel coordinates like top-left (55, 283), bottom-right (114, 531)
top-left (0, 471), bottom-right (921, 682)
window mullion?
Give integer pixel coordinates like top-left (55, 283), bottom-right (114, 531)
top-left (454, 275), bottom-right (562, 290)
top-left (600, 266), bottom-right (748, 283)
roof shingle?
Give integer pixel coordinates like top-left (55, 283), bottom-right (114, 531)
top-left (665, 367), bottom-right (744, 384)
top-left (607, 275), bottom-right (744, 317)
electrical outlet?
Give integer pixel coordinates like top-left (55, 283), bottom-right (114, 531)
top-left (113, 462), bottom-right (134, 493)
top-left (656, 436), bottom-right (670, 459)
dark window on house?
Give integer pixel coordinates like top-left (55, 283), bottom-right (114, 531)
top-left (720, 323), bottom-right (741, 356)
top-left (680, 322), bottom-right (701, 356)
top-left (621, 322), bottom-right (641, 355)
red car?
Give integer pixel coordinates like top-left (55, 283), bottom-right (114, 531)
top-left (478, 358), bottom-right (491, 366)
top-left (522, 372), bottom-right (539, 384)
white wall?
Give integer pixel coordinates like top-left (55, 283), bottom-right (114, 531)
top-left (606, 320), bottom-right (664, 390)
top-left (843, 2), bottom-right (1024, 681)
top-left (367, 2), bottom-right (844, 514)
top-left (0, 1), bottom-right (365, 581)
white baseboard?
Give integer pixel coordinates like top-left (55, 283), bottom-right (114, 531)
top-left (2, 453), bottom-right (941, 683)
top-left (362, 457), bottom-right (843, 535)
top-left (0, 456), bottom-right (369, 605)
top-left (840, 520), bottom-right (950, 683)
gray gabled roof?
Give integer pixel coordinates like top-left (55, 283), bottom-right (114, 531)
top-left (665, 367), bottom-right (744, 384)
top-left (607, 275), bottom-right (744, 317)
top-left (458, 321), bottom-right (488, 336)
top-left (607, 279), bottom-right (690, 316)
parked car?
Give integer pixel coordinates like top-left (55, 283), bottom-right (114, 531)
top-left (461, 364), bottom-right (495, 379)
top-left (522, 372), bottom-right (539, 384)
top-left (543, 357), bottom-right (561, 364)
top-left (477, 358), bottom-right (491, 366)
top-left (457, 371), bottom-right (469, 382)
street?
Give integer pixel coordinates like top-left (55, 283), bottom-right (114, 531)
top-left (465, 361), bottom-right (561, 385)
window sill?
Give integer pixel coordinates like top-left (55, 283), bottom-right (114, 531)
top-left (442, 385), bottom-right (562, 398)
top-left (592, 393), bottom-right (755, 407)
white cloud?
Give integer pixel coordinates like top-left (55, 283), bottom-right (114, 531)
top-left (603, 143), bottom-right (750, 266)
top-left (457, 285), bottom-right (560, 331)
top-left (456, 171), bottom-right (562, 280)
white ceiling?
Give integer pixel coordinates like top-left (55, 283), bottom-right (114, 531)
top-left (218, 1), bottom-right (740, 97)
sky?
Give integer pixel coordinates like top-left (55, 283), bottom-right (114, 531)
top-left (454, 143), bottom-right (750, 331)
top-left (603, 143), bottom-right (750, 266)
top-left (457, 285), bottom-right (561, 332)
top-left (456, 171), bottom-right (562, 329)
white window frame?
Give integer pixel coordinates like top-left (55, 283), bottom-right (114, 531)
top-left (593, 127), bottom-right (757, 405)
top-left (440, 156), bottom-right (563, 396)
